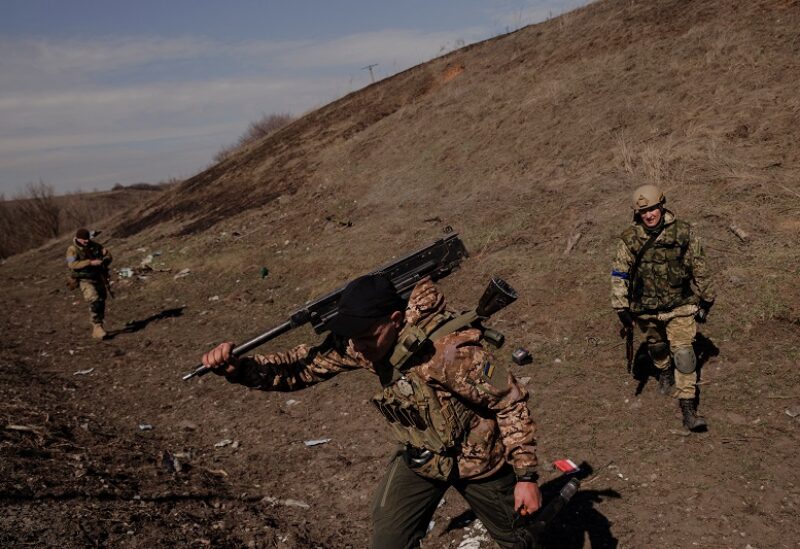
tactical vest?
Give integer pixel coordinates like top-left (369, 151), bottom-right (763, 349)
top-left (622, 220), bottom-right (695, 313)
top-left (68, 241), bottom-right (105, 280)
top-left (371, 310), bottom-right (503, 481)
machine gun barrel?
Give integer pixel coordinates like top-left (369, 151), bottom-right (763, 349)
top-left (183, 232), bottom-right (468, 380)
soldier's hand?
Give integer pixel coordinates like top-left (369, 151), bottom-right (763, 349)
top-left (695, 300), bottom-right (713, 323)
top-left (514, 481), bottom-right (542, 516)
top-left (90, 259), bottom-right (103, 266)
top-left (617, 309), bottom-right (634, 329)
top-left (202, 342), bottom-right (239, 375)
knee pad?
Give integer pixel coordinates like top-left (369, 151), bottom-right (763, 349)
top-left (647, 341), bottom-right (670, 363)
top-left (673, 346), bottom-right (697, 374)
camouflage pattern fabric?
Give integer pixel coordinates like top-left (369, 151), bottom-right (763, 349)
top-left (635, 311), bottom-right (698, 399)
top-left (227, 277), bottom-right (538, 480)
top-left (611, 210), bottom-right (716, 313)
top-left (66, 239), bottom-right (112, 280)
top-left (79, 279), bottom-right (106, 324)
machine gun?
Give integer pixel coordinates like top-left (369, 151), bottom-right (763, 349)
top-left (183, 232), bottom-right (469, 380)
top-left (514, 478), bottom-right (581, 548)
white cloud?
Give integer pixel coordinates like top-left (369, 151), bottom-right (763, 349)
top-left (0, 22), bottom-right (502, 194)
top-left (273, 27), bottom-right (488, 70)
top-left (488, 0), bottom-right (588, 30)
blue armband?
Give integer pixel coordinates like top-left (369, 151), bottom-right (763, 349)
top-left (611, 270), bottom-right (629, 280)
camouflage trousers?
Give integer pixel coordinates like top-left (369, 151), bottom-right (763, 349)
top-left (635, 304), bottom-right (698, 399)
top-left (371, 452), bottom-right (528, 549)
top-left (78, 279), bottom-right (106, 324)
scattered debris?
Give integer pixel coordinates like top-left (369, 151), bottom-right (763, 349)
top-left (174, 268), bottom-right (191, 279)
top-left (214, 439), bottom-right (233, 448)
top-left (138, 424), bottom-right (154, 431)
top-left (554, 459), bottom-right (580, 474)
top-left (261, 496), bottom-right (310, 509)
top-left (260, 267), bottom-right (269, 278)
top-left (303, 438), bottom-right (331, 447)
top-left (72, 368), bottom-right (94, 376)
top-left (563, 231), bottom-right (583, 255)
top-left (4, 424), bottom-right (44, 437)
top-left (208, 295), bottom-right (220, 302)
top-left (458, 520), bottom-right (490, 549)
top-left (785, 406), bottom-right (800, 418)
top-left (162, 450), bottom-right (183, 473)
top-left (285, 399), bottom-right (299, 406)
top-left (118, 268), bottom-right (134, 278)
top-left (668, 429), bottom-right (691, 437)
top-left (205, 469), bottom-right (228, 477)
top-left (729, 223), bottom-right (749, 242)
top-left (511, 348), bottom-right (532, 365)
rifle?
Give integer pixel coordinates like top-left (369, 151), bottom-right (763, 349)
top-left (100, 264), bottom-right (115, 299)
top-left (619, 227), bottom-right (663, 371)
top-left (514, 478), bottom-right (581, 548)
top-left (623, 325), bottom-right (633, 373)
top-left (182, 232), bottom-right (469, 380)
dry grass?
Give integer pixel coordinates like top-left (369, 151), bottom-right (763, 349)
top-left (0, 183), bottom-right (165, 259)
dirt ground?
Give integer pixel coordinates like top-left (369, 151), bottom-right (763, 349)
top-left (3, 0), bottom-right (800, 547)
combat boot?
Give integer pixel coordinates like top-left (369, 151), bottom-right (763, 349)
top-left (657, 367), bottom-right (675, 395)
top-left (679, 399), bottom-right (707, 432)
top-left (91, 323), bottom-right (107, 340)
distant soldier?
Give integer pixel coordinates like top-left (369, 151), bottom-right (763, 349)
top-left (611, 185), bottom-right (716, 432)
top-left (202, 275), bottom-right (541, 548)
top-left (66, 228), bottom-right (112, 339)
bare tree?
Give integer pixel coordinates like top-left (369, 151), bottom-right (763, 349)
top-left (215, 112), bottom-right (295, 162)
top-left (15, 181), bottom-right (61, 241)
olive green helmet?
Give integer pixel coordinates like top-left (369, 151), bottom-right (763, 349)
top-left (631, 184), bottom-right (665, 212)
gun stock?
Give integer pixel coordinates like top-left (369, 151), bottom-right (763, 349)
top-left (183, 233), bottom-right (469, 380)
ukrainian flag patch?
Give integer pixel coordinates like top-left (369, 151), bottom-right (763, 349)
top-left (482, 361), bottom-right (495, 379)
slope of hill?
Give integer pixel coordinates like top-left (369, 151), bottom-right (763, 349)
top-left (2, 0), bottom-right (799, 547)
top-left (0, 185), bottom-right (167, 259)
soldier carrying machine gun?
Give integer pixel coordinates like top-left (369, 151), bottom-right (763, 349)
top-left (187, 231), bottom-right (577, 548)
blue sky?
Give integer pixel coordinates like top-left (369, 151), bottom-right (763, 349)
top-left (0, 0), bottom-right (584, 196)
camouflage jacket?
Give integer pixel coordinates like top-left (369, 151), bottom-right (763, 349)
top-left (226, 278), bottom-right (538, 480)
top-left (66, 239), bottom-right (112, 280)
top-left (611, 210), bottom-right (716, 313)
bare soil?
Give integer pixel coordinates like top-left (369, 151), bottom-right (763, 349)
top-left (2, 0), bottom-right (800, 547)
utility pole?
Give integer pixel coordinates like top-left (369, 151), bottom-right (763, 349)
top-left (361, 63), bottom-right (378, 83)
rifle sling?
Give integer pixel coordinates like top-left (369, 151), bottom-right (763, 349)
top-left (626, 226), bottom-right (664, 307)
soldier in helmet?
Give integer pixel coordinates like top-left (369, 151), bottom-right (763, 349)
top-left (201, 274), bottom-right (541, 548)
top-left (66, 228), bottom-right (112, 339)
top-left (611, 185), bottom-right (716, 431)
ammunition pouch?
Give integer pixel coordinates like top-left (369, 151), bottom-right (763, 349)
top-left (373, 277), bottom-right (518, 481)
top-left (372, 371), bottom-right (470, 481)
